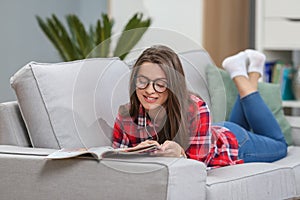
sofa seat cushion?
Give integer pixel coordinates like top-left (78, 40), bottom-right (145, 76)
top-left (10, 58), bottom-right (130, 149)
top-left (274, 146), bottom-right (300, 197)
top-left (206, 162), bottom-right (296, 200)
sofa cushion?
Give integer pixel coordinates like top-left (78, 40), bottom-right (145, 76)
top-left (10, 58), bottom-right (130, 149)
top-left (285, 116), bottom-right (300, 146)
top-left (206, 67), bottom-right (293, 145)
top-left (206, 163), bottom-right (296, 200)
top-left (274, 146), bottom-right (300, 197)
top-left (0, 101), bottom-right (31, 147)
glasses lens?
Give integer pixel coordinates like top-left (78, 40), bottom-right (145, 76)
top-left (154, 80), bottom-right (168, 93)
top-left (135, 76), bottom-right (149, 89)
top-left (135, 76), bottom-right (168, 93)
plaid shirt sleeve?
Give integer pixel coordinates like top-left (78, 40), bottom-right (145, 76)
top-left (112, 113), bottom-right (130, 149)
top-left (186, 95), bottom-right (243, 168)
top-left (186, 95), bottom-right (212, 162)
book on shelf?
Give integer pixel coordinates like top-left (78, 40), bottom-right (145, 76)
top-left (46, 144), bottom-right (159, 160)
top-left (264, 60), bottom-right (296, 100)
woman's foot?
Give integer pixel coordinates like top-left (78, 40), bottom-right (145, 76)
top-left (245, 49), bottom-right (266, 77)
top-left (222, 52), bottom-right (248, 79)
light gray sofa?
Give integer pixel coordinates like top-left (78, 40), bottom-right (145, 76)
top-left (0, 49), bottom-right (299, 200)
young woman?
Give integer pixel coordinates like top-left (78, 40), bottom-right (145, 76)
top-left (112, 45), bottom-right (287, 168)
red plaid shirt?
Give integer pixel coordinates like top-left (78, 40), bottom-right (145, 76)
top-left (112, 94), bottom-right (244, 168)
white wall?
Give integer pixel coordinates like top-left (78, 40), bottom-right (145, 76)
top-left (0, 0), bottom-right (107, 102)
top-left (109, 0), bottom-right (203, 57)
top-left (1, 0), bottom-right (203, 102)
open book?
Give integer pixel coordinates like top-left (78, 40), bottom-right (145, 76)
top-left (46, 144), bottom-right (159, 160)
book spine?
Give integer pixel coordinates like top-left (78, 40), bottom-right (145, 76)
top-left (281, 66), bottom-right (295, 100)
top-left (264, 62), bottom-right (275, 83)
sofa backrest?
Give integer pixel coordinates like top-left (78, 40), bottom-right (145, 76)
top-left (179, 50), bottom-right (215, 110)
top-left (9, 49), bottom-right (215, 149)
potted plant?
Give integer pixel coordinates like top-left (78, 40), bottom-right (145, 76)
top-left (36, 13), bottom-right (151, 61)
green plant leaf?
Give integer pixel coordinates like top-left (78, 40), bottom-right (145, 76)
top-left (99, 14), bottom-right (113, 57)
top-left (66, 14), bottom-right (93, 58)
top-left (51, 14), bottom-right (79, 61)
top-left (87, 14), bottom-right (114, 58)
top-left (36, 15), bottom-right (68, 61)
top-left (37, 12), bottom-right (151, 61)
top-left (113, 13), bottom-right (151, 60)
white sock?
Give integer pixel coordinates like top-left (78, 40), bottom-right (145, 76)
top-left (222, 52), bottom-right (248, 79)
top-left (245, 49), bottom-right (266, 76)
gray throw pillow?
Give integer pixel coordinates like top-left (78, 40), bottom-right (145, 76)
top-left (10, 58), bottom-right (130, 149)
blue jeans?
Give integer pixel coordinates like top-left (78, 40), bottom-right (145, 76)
top-left (214, 91), bottom-right (287, 163)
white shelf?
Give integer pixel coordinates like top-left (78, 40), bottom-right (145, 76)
top-left (285, 115), bottom-right (300, 128)
top-left (282, 100), bottom-right (300, 117)
top-left (256, 1), bottom-right (300, 116)
top-left (255, 0), bottom-right (300, 63)
top-left (282, 100), bottom-right (300, 108)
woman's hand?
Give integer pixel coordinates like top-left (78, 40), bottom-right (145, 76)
top-left (153, 140), bottom-right (186, 158)
top-left (135, 140), bottom-right (161, 148)
top-left (130, 140), bottom-right (161, 149)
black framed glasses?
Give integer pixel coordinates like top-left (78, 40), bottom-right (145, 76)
top-left (135, 76), bottom-right (168, 93)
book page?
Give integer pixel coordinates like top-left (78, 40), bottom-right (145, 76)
top-left (46, 148), bottom-right (89, 160)
top-left (46, 146), bottom-right (113, 160)
top-left (46, 144), bottom-right (159, 160)
top-left (118, 144), bottom-right (159, 154)
top-left (88, 146), bottom-right (115, 159)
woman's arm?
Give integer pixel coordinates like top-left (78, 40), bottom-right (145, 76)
top-left (186, 96), bottom-right (212, 163)
top-left (111, 115), bottom-right (130, 148)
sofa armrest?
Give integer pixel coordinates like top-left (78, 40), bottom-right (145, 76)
top-left (0, 101), bottom-right (31, 146)
top-left (285, 116), bottom-right (300, 146)
top-left (0, 145), bottom-right (207, 200)
top-left (0, 145), bottom-right (55, 155)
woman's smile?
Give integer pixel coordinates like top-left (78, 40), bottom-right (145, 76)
top-left (143, 95), bottom-right (158, 103)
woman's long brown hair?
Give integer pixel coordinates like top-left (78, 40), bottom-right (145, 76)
top-left (129, 45), bottom-right (191, 149)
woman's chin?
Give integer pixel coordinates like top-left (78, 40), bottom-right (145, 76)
top-left (142, 103), bottom-right (160, 111)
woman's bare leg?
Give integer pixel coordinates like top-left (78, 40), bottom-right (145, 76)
top-left (232, 76), bottom-right (257, 98)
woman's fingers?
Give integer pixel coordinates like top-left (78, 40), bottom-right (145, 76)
top-left (152, 140), bottom-right (182, 157)
top-left (137, 140), bottom-right (160, 147)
